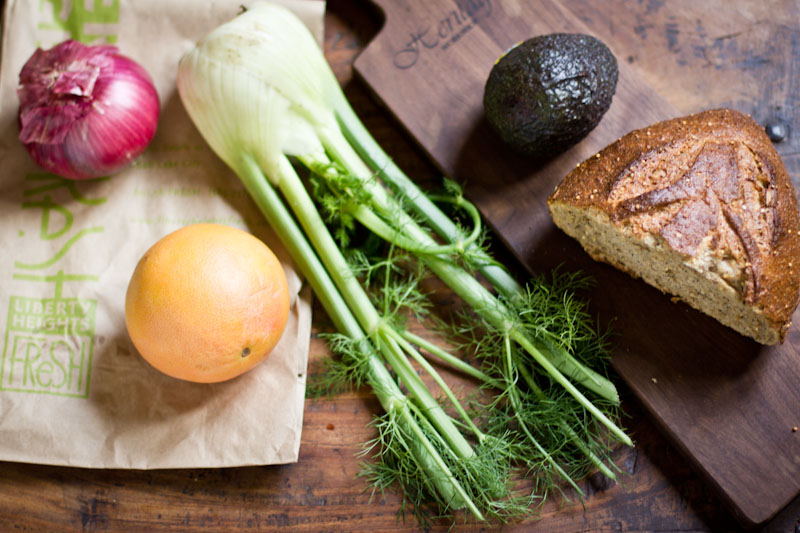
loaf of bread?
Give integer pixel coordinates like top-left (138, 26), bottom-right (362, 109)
top-left (547, 108), bottom-right (800, 345)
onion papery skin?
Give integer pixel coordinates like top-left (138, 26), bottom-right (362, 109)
top-left (17, 40), bottom-right (160, 180)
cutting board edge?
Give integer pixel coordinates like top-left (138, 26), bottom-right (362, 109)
top-left (613, 356), bottom-right (796, 528)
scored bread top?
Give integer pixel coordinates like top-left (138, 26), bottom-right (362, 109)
top-left (548, 108), bottom-right (800, 328)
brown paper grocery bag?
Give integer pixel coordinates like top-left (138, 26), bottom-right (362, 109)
top-left (0, 0), bottom-right (322, 468)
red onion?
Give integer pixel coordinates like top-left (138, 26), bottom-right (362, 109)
top-left (17, 40), bottom-right (160, 180)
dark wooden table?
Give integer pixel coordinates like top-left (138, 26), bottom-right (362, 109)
top-left (1, 1), bottom-right (799, 531)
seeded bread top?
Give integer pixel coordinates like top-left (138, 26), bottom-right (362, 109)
top-left (548, 108), bottom-right (800, 329)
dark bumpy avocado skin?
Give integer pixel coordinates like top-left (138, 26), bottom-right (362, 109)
top-left (483, 33), bottom-right (618, 158)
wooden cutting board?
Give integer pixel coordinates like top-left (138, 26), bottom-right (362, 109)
top-left (354, 0), bottom-right (800, 527)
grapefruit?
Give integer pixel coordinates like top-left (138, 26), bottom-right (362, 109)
top-left (125, 223), bottom-right (290, 383)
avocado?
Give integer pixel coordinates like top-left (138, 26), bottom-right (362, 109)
top-left (483, 33), bottom-right (618, 158)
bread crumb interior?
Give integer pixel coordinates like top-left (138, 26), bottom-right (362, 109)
top-left (549, 202), bottom-right (780, 344)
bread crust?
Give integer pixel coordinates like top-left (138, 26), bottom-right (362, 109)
top-left (548, 108), bottom-right (800, 342)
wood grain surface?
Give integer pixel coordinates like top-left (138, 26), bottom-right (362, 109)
top-left (1, 1), bottom-right (799, 532)
top-left (353, 0), bottom-right (800, 528)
